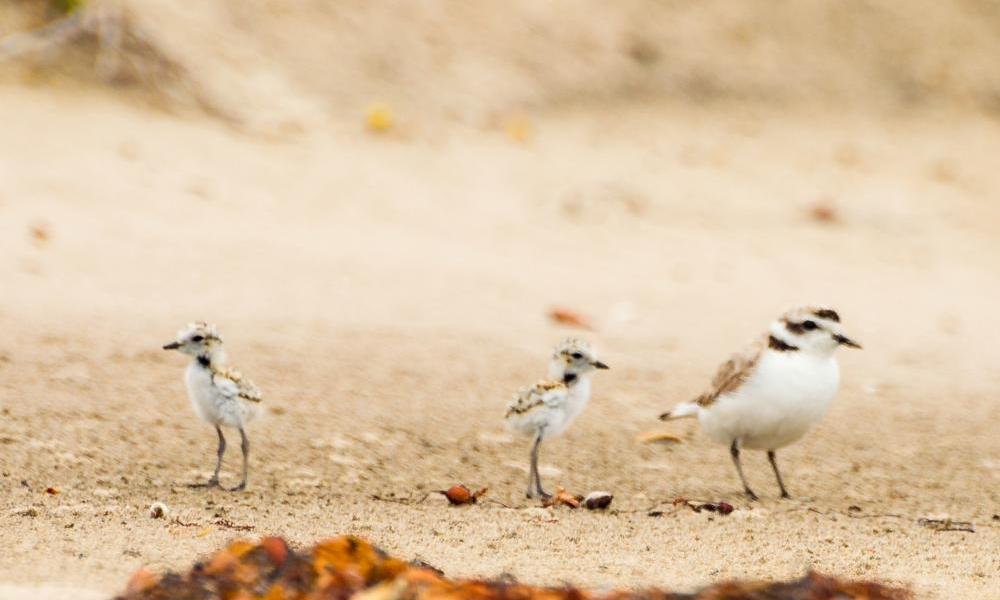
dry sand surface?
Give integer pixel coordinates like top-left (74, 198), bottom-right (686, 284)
top-left (1, 89), bottom-right (999, 599)
top-left (2, 3), bottom-right (1000, 599)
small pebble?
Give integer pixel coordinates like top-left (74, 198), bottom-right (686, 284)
top-left (583, 491), bottom-right (614, 510)
top-left (149, 501), bottom-right (169, 519)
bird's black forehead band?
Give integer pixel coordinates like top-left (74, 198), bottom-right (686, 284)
top-left (813, 309), bottom-right (840, 323)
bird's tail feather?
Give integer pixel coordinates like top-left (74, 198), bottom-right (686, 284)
top-left (659, 402), bottom-right (699, 421)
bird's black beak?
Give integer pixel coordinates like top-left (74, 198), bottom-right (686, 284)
top-left (833, 334), bottom-right (862, 349)
top-left (592, 360), bottom-right (610, 370)
top-left (162, 341), bottom-right (181, 350)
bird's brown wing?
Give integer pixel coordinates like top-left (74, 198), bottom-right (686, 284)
top-left (504, 380), bottom-right (567, 418)
top-left (694, 336), bottom-right (765, 407)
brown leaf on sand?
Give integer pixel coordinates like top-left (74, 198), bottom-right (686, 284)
top-left (29, 222), bottom-right (51, 247)
top-left (807, 199), bottom-right (839, 224)
top-left (438, 485), bottom-right (487, 505)
top-left (542, 486), bottom-right (580, 509)
top-left (548, 307), bottom-right (593, 330)
top-left (636, 431), bottom-right (683, 445)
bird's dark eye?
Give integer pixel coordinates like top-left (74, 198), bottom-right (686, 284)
top-left (191, 335), bottom-right (204, 342)
top-left (571, 352), bottom-right (583, 359)
top-left (802, 320), bottom-right (818, 331)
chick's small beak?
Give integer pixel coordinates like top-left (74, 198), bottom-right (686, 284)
top-left (833, 334), bottom-right (862, 349)
top-left (592, 360), bottom-right (610, 370)
top-left (162, 341), bottom-right (181, 350)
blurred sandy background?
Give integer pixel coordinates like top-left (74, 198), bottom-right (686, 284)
top-left (1, 1), bottom-right (999, 598)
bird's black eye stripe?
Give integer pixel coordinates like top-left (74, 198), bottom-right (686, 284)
top-left (802, 320), bottom-right (818, 331)
top-left (570, 352), bottom-right (583, 359)
top-left (191, 335), bottom-right (204, 342)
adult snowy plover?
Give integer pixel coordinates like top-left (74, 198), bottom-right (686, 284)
top-left (505, 338), bottom-right (609, 499)
top-left (659, 307), bottom-right (861, 500)
top-left (163, 322), bottom-right (262, 491)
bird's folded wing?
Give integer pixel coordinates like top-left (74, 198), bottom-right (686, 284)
top-left (211, 366), bottom-right (263, 403)
top-left (505, 380), bottom-right (567, 418)
top-left (694, 336), bottom-right (764, 407)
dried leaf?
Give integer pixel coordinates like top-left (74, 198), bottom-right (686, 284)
top-left (542, 486), bottom-right (580, 509)
top-left (112, 535), bottom-right (910, 600)
top-left (124, 568), bottom-right (158, 594)
top-left (260, 537), bottom-right (289, 568)
top-left (807, 199), bottom-right (839, 224)
top-left (29, 222), bottom-right (51, 247)
top-left (437, 485), bottom-right (487, 505)
top-left (548, 307), bottom-right (593, 330)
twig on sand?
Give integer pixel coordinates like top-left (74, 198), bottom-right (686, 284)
top-left (214, 518), bottom-right (255, 532)
top-left (917, 518), bottom-right (975, 533)
top-left (370, 492), bottom-right (431, 506)
top-left (170, 516), bottom-right (254, 531)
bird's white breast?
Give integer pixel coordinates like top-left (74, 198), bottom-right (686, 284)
top-left (699, 351), bottom-right (840, 450)
top-left (184, 362), bottom-right (258, 428)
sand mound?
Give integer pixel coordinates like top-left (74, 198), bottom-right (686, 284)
top-left (4, 0), bottom-right (1000, 132)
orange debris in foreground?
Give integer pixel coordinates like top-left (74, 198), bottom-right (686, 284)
top-left (115, 535), bottom-right (910, 600)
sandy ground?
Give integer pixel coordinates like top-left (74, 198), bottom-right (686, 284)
top-left (1, 85), bottom-right (999, 600)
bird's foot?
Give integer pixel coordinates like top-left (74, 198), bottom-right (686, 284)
top-left (744, 488), bottom-right (760, 501)
top-left (779, 490), bottom-right (791, 500)
top-left (227, 481), bottom-right (247, 492)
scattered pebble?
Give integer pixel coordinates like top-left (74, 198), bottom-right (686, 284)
top-left (582, 491), bottom-right (613, 510)
top-left (148, 502), bottom-right (169, 519)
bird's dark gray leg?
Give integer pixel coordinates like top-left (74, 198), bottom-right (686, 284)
top-left (527, 429), bottom-right (550, 499)
top-left (189, 426), bottom-right (225, 488)
top-left (767, 450), bottom-right (791, 499)
top-left (730, 439), bottom-right (758, 501)
top-left (228, 427), bottom-right (249, 492)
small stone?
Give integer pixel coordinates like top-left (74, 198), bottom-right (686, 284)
top-left (582, 491), bottom-right (614, 510)
top-left (148, 502), bottom-right (169, 519)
